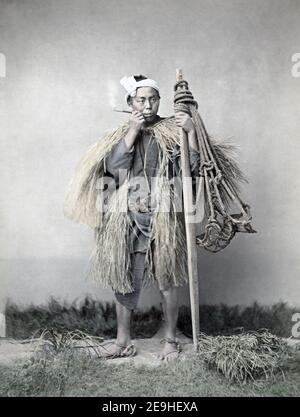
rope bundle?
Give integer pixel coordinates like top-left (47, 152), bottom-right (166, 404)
top-left (174, 78), bottom-right (256, 252)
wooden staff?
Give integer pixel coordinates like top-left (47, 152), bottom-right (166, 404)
top-left (175, 69), bottom-right (200, 351)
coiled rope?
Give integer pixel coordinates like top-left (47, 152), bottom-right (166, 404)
top-left (174, 78), bottom-right (256, 252)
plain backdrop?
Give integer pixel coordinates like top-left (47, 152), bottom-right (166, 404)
top-left (0, 0), bottom-right (299, 310)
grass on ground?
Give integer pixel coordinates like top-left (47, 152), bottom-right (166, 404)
top-left (0, 347), bottom-right (299, 397)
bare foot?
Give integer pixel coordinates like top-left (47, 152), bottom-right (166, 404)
top-left (158, 339), bottom-right (181, 362)
top-left (96, 340), bottom-right (132, 358)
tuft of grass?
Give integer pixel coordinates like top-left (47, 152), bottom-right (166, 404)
top-left (32, 328), bottom-right (104, 355)
top-left (197, 329), bottom-right (292, 384)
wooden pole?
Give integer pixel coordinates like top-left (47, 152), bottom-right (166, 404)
top-left (0, 313), bottom-right (6, 338)
top-left (175, 69), bottom-right (200, 351)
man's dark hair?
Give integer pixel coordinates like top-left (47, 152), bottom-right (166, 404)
top-left (133, 74), bottom-right (148, 82)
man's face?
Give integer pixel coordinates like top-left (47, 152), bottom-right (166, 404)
top-left (129, 87), bottom-right (160, 123)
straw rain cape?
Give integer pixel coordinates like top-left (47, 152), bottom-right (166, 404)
top-left (64, 117), bottom-right (245, 294)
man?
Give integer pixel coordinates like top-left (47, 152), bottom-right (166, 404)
top-left (64, 74), bottom-right (200, 361)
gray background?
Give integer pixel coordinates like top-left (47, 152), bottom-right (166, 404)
top-left (0, 0), bottom-right (299, 310)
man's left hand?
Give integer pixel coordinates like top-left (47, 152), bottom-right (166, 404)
top-left (175, 111), bottom-right (195, 133)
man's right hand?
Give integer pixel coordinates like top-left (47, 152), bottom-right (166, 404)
top-left (129, 110), bottom-right (145, 133)
top-left (124, 111), bottom-right (145, 149)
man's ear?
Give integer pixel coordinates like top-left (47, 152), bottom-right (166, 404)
top-left (127, 97), bottom-right (133, 107)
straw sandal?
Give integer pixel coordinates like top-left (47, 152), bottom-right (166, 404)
top-left (95, 341), bottom-right (137, 359)
top-left (159, 338), bottom-right (182, 361)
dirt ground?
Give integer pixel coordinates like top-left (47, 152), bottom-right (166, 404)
top-left (0, 329), bottom-right (194, 368)
top-left (1, 329), bottom-right (298, 368)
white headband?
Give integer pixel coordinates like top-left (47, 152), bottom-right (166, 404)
top-left (120, 75), bottom-right (160, 101)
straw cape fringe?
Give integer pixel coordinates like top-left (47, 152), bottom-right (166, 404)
top-left (87, 181), bottom-right (135, 293)
top-left (63, 117), bottom-right (245, 294)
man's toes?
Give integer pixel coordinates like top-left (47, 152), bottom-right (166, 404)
top-left (166, 351), bottom-right (179, 362)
